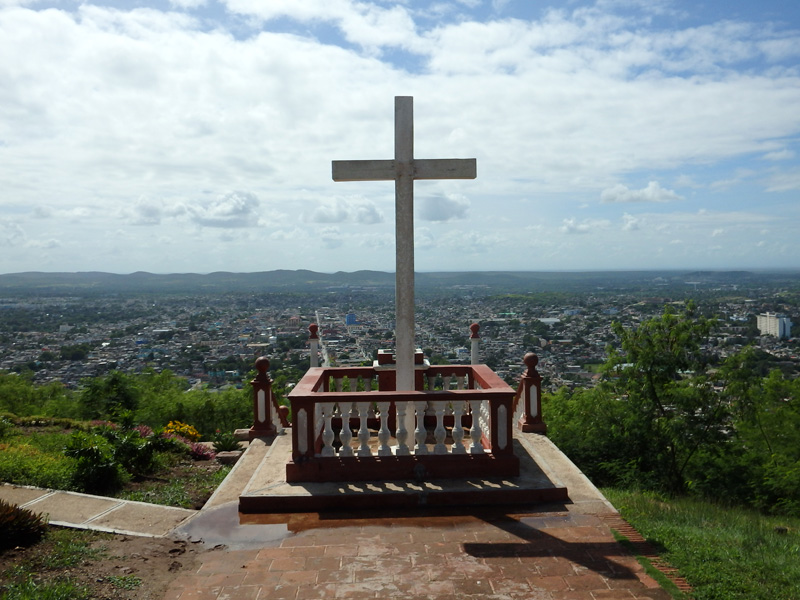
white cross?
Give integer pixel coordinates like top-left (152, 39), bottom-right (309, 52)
top-left (332, 96), bottom-right (477, 391)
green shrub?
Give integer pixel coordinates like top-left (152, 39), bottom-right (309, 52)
top-left (98, 429), bottom-right (158, 476)
top-left (212, 430), bottom-right (243, 453)
top-left (0, 444), bottom-right (76, 490)
top-left (63, 431), bottom-right (128, 494)
top-left (0, 499), bottom-right (47, 550)
top-left (0, 415), bottom-right (14, 440)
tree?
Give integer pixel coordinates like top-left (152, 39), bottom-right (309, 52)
top-left (547, 303), bottom-right (728, 493)
top-left (602, 302), bottom-right (725, 492)
top-left (79, 371), bottom-right (141, 420)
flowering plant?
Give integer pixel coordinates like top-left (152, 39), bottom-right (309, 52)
top-left (163, 420), bottom-right (200, 442)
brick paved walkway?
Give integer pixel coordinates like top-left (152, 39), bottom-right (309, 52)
top-left (164, 508), bottom-right (672, 600)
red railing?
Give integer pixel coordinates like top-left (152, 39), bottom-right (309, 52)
top-left (284, 363), bottom-right (518, 482)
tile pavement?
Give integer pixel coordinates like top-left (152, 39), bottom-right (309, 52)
top-left (164, 508), bottom-right (673, 600)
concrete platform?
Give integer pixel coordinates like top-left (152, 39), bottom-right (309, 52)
top-left (238, 432), bottom-right (573, 513)
top-left (0, 484), bottom-right (196, 537)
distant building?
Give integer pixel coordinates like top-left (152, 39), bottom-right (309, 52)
top-left (345, 313), bottom-right (358, 326)
top-left (757, 312), bottom-right (792, 339)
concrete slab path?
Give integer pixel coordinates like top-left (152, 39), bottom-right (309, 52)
top-left (0, 483), bottom-right (196, 537)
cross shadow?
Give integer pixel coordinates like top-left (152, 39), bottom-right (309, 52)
top-left (462, 512), bottom-right (643, 581)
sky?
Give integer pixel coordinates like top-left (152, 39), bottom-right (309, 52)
top-left (1, 0), bottom-right (799, 275)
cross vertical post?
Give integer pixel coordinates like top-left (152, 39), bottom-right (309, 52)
top-left (394, 97), bottom-right (415, 391)
top-left (332, 96), bottom-right (476, 392)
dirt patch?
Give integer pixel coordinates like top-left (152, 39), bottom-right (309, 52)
top-left (0, 531), bottom-right (212, 600)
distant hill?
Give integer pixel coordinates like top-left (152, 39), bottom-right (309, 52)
top-left (0, 269), bottom-right (797, 296)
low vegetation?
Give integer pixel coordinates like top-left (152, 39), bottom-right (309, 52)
top-left (0, 500), bottom-right (47, 552)
top-left (0, 528), bottom-right (104, 600)
top-left (604, 488), bottom-right (800, 600)
top-left (0, 416), bottom-right (229, 506)
top-left (0, 368), bottom-right (258, 439)
top-left (546, 303), bottom-right (800, 518)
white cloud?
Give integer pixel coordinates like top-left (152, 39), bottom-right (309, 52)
top-left (0, 221), bottom-right (25, 246)
top-left (763, 149), bottom-right (795, 161)
top-left (621, 213), bottom-right (640, 231)
top-left (26, 238), bottom-right (61, 249)
top-left (132, 200), bottom-right (164, 226)
top-left (169, 0), bottom-right (208, 8)
top-left (419, 194), bottom-right (470, 222)
top-left (601, 181), bottom-right (683, 204)
top-left (33, 206), bottom-right (53, 219)
top-left (319, 226), bottom-right (343, 249)
top-left (187, 191), bottom-right (261, 228)
top-left (766, 169), bottom-right (800, 192)
top-left (560, 218), bottom-right (611, 234)
top-left (0, 1), bottom-right (799, 273)
top-left (305, 197), bottom-right (384, 225)
top-left (222, 0), bottom-right (422, 52)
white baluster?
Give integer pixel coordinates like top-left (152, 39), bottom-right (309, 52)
top-left (468, 399), bottom-right (484, 454)
top-left (456, 375), bottom-right (466, 390)
top-left (335, 377), bottom-right (343, 392)
top-left (314, 403), bottom-right (324, 448)
top-left (297, 408), bottom-right (308, 455)
top-left (395, 401), bottom-right (411, 456)
top-left (443, 375), bottom-right (452, 390)
top-left (349, 378), bottom-right (358, 392)
top-left (480, 400), bottom-right (491, 449)
top-left (433, 400), bottom-right (448, 455)
top-left (376, 401), bottom-right (392, 456)
top-left (271, 398), bottom-right (284, 435)
top-left (320, 402), bottom-right (335, 457)
top-left (257, 389), bottom-right (266, 423)
top-left (338, 401), bottom-right (354, 457)
top-left (451, 400), bottom-right (466, 454)
top-left (356, 401), bottom-right (372, 457)
top-left (497, 404), bottom-right (508, 451)
top-left (414, 400), bottom-right (429, 455)
top-left (514, 387), bottom-right (526, 425)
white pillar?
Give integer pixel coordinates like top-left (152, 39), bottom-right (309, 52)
top-left (470, 323), bottom-right (480, 365)
top-left (395, 97), bottom-right (415, 392)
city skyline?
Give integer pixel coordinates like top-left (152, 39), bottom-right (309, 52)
top-left (1, 0), bottom-right (799, 275)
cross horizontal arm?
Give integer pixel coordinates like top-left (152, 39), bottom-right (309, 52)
top-left (332, 158), bottom-right (477, 182)
top-left (414, 158), bottom-right (477, 180)
top-left (332, 160), bottom-right (395, 182)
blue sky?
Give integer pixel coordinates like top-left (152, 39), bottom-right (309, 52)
top-left (0, 0), bottom-right (798, 274)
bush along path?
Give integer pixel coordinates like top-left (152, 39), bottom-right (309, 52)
top-left (0, 415), bottom-right (231, 509)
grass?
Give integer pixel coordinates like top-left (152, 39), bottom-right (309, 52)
top-left (117, 463), bottom-right (231, 508)
top-left (0, 528), bottom-right (106, 600)
top-left (106, 574), bottom-right (142, 590)
top-left (603, 488), bottom-right (800, 600)
top-left (0, 577), bottom-right (91, 600)
top-left (0, 437), bottom-right (76, 491)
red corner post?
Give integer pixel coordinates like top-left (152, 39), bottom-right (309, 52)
top-left (249, 356), bottom-right (278, 439)
top-left (308, 323), bottom-right (320, 368)
top-left (517, 352), bottom-right (547, 434)
top-left (470, 323), bottom-right (480, 365)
